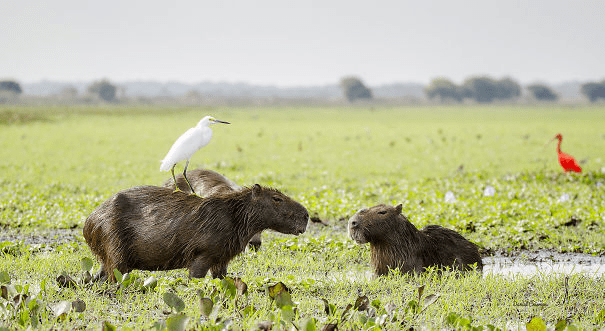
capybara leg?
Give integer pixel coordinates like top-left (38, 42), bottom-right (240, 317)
top-left (248, 233), bottom-right (262, 250)
top-left (210, 263), bottom-right (227, 279)
top-left (189, 256), bottom-right (211, 278)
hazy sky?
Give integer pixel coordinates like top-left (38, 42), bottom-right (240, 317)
top-left (2, 0), bottom-right (604, 86)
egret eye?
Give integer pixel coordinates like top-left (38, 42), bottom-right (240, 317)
top-left (378, 210), bottom-right (387, 215)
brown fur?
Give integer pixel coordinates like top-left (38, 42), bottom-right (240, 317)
top-left (83, 184), bottom-right (308, 281)
top-left (162, 168), bottom-right (262, 249)
top-left (348, 204), bottom-right (482, 276)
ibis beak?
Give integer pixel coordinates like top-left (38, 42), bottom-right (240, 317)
top-left (543, 136), bottom-right (556, 149)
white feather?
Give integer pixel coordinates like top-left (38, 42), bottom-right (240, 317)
top-left (160, 116), bottom-right (228, 171)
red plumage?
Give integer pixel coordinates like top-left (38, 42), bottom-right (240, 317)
top-left (549, 134), bottom-right (582, 173)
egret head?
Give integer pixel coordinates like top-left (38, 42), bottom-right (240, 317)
top-left (198, 116), bottom-right (231, 127)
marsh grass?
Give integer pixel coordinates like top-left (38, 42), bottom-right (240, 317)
top-left (1, 105), bottom-right (605, 329)
top-left (1, 236), bottom-right (604, 329)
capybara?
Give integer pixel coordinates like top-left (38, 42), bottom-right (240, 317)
top-left (348, 204), bottom-right (482, 276)
top-left (162, 168), bottom-right (262, 250)
top-left (83, 184), bottom-right (309, 281)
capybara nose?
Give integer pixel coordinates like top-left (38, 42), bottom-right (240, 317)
top-left (351, 220), bottom-right (358, 228)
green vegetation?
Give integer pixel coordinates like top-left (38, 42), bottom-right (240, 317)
top-left (1, 105), bottom-right (604, 329)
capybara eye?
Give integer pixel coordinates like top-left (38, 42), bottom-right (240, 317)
top-left (378, 210), bottom-right (387, 215)
top-left (272, 196), bottom-right (283, 203)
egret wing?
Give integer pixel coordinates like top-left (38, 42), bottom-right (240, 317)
top-left (160, 127), bottom-right (212, 171)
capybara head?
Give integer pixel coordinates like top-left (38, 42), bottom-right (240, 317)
top-left (348, 204), bottom-right (404, 244)
top-left (249, 184), bottom-right (309, 235)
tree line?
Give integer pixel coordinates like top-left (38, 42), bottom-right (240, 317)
top-left (342, 76), bottom-right (605, 103)
top-left (0, 79), bottom-right (117, 102)
top-left (2, 77), bottom-right (605, 103)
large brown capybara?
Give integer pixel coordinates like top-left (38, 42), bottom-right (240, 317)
top-left (348, 204), bottom-right (482, 276)
top-left (162, 168), bottom-right (263, 250)
top-left (83, 184), bottom-right (309, 281)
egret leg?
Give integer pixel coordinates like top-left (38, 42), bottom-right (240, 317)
top-left (171, 165), bottom-right (181, 193)
top-left (182, 159), bottom-right (198, 196)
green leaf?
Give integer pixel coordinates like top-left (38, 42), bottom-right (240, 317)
top-left (299, 317), bottom-right (317, 331)
top-left (242, 305), bottom-right (256, 318)
top-left (199, 297), bottom-right (213, 318)
top-left (275, 290), bottom-right (294, 309)
top-left (151, 320), bottom-right (167, 331)
top-left (598, 309), bottom-right (605, 323)
top-left (40, 278), bottom-right (47, 293)
top-left (163, 292), bottom-right (185, 313)
top-left (268, 282), bottom-right (290, 300)
top-left (112, 269), bottom-right (123, 284)
top-left (102, 321), bottom-right (117, 331)
top-left (81, 257), bottom-right (93, 273)
top-left (0, 271), bottom-right (9, 284)
top-left (166, 313), bottom-right (189, 331)
top-left (120, 273), bottom-right (132, 288)
top-left (554, 320), bottom-right (567, 331)
top-left (526, 317), bottom-right (546, 331)
top-left (280, 305), bottom-right (295, 322)
top-left (221, 277), bottom-right (237, 299)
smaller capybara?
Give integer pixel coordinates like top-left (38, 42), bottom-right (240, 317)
top-left (84, 184), bottom-right (309, 281)
top-left (162, 168), bottom-right (263, 250)
top-left (348, 204), bottom-right (482, 276)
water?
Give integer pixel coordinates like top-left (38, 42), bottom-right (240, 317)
top-left (483, 251), bottom-right (605, 277)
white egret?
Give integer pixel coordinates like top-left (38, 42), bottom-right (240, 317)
top-left (160, 116), bottom-right (230, 194)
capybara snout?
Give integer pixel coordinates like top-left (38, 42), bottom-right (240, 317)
top-left (254, 188), bottom-right (309, 235)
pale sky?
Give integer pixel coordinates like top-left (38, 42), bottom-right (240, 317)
top-left (2, 0), bottom-right (604, 86)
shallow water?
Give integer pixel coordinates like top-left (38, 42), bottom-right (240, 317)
top-left (483, 251), bottom-right (605, 277)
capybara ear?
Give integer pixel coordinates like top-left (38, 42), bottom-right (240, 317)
top-left (252, 184), bottom-right (262, 196)
top-left (395, 204), bottom-right (403, 214)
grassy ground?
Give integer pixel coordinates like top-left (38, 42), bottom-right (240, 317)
top-left (1, 105), bottom-right (604, 329)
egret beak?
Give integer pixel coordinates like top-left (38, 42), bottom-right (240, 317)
top-left (213, 119), bottom-right (230, 124)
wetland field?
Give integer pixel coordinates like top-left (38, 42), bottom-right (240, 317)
top-left (1, 105), bottom-right (604, 330)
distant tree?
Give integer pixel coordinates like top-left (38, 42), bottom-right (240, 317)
top-left (88, 79), bottom-right (117, 102)
top-left (462, 76), bottom-right (520, 103)
top-left (580, 81), bottom-right (605, 102)
top-left (462, 76), bottom-right (498, 103)
top-left (0, 80), bottom-right (22, 94)
top-left (425, 78), bottom-right (463, 102)
top-left (340, 76), bottom-right (372, 102)
top-left (495, 77), bottom-right (521, 100)
top-left (527, 84), bottom-right (558, 101)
